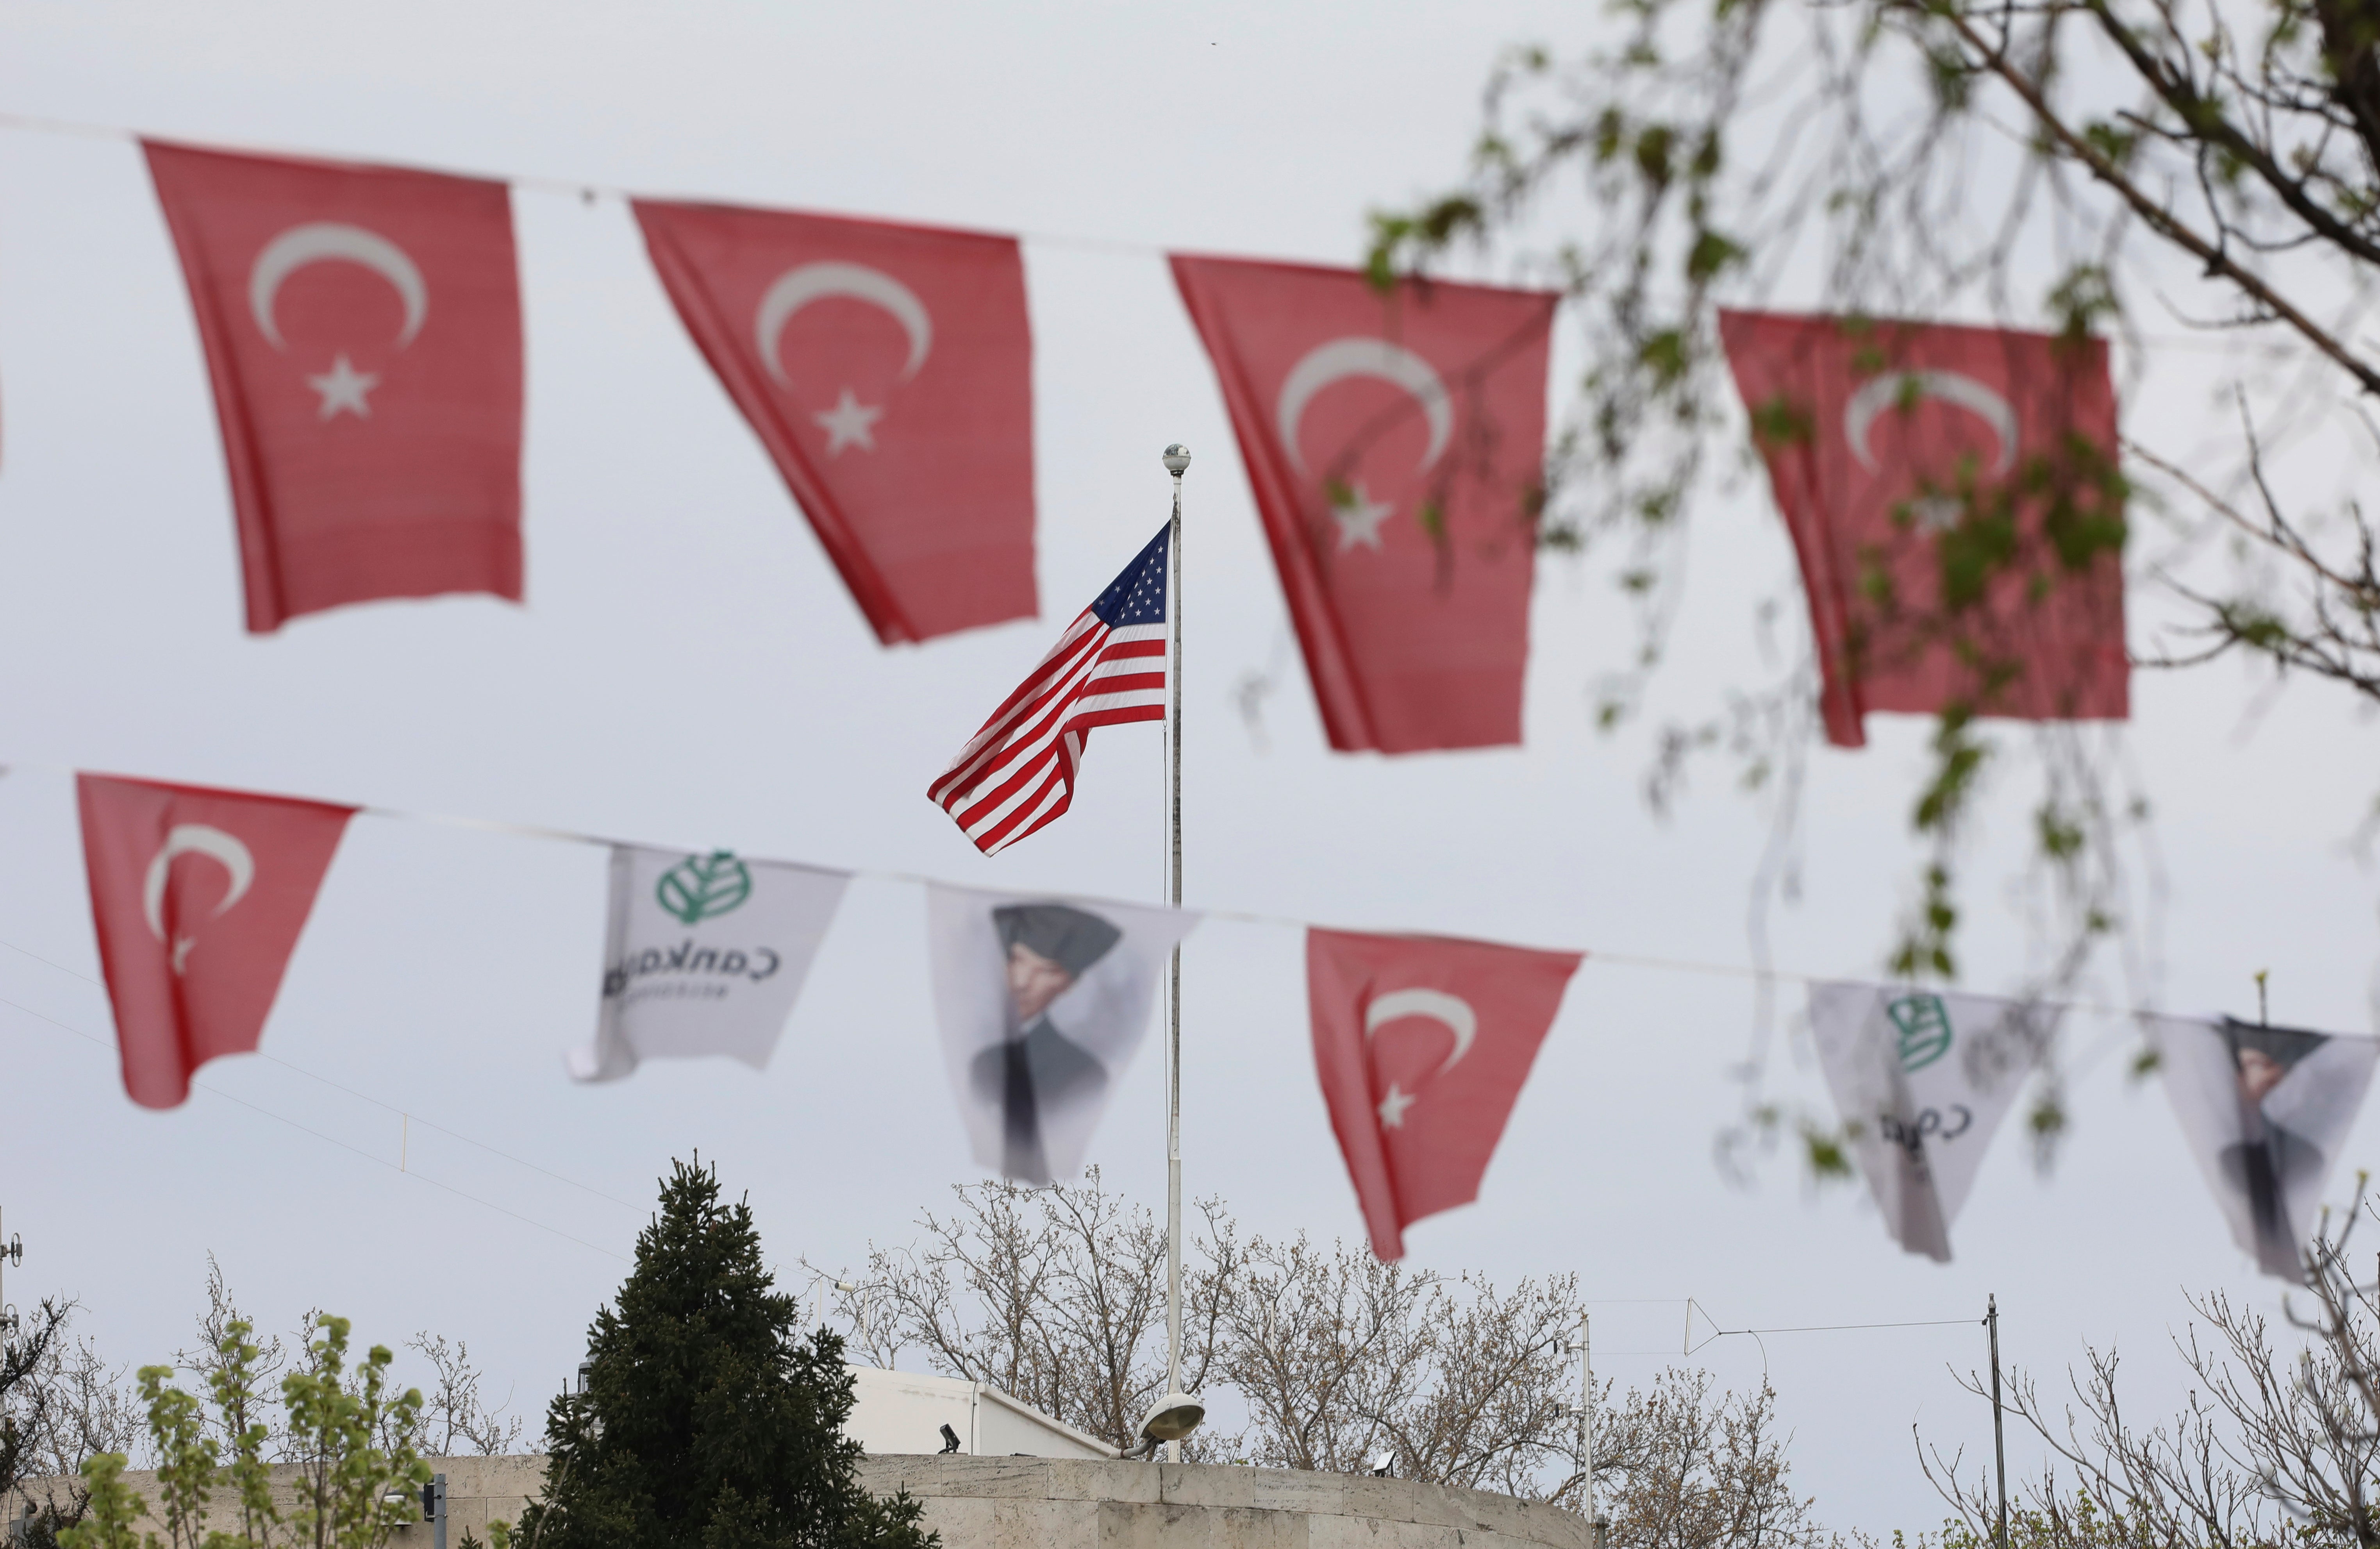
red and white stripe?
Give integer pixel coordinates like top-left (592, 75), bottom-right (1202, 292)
top-left (928, 611), bottom-right (1168, 854)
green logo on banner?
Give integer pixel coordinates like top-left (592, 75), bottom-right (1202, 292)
top-left (657, 851), bottom-right (752, 924)
top-left (1886, 994), bottom-right (1953, 1072)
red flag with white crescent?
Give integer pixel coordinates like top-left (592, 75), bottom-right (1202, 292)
top-left (1717, 310), bottom-right (2128, 747)
top-left (79, 774), bottom-right (354, 1109)
top-left (144, 141), bottom-right (523, 634)
top-left (1308, 928), bottom-right (1582, 1260)
top-left (1171, 256), bottom-right (1557, 753)
top-left (634, 200), bottom-right (1037, 644)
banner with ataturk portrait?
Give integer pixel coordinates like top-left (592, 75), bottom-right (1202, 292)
top-left (2146, 1014), bottom-right (2378, 1283)
top-left (926, 883), bottom-right (1200, 1184)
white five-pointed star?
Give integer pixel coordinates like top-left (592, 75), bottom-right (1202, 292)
top-left (814, 389), bottom-right (884, 456)
top-left (1910, 494), bottom-right (1964, 533)
top-left (307, 354), bottom-right (379, 420)
top-left (1377, 1083), bottom-right (1417, 1129)
top-left (1330, 483), bottom-right (1394, 552)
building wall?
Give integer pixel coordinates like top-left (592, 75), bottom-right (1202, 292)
top-left (861, 1454), bottom-right (1598, 1549)
top-left (14, 1454), bottom-right (1595, 1549)
top-left (845, 1365), bottom-right (1119, 1460)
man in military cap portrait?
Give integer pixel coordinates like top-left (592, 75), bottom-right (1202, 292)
top-left (2220, 1018), bottom-right (2330, 1279)
top-left (975, 902), bottom-right (1121, 1183)
top-left (2147, 1009), bottom-right (2377, 1286)
top-left (925, 883), bottom-right (1200, 1188)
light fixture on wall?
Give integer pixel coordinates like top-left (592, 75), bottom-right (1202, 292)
top-left (1135, 1390), bottom-right (1204, 1459)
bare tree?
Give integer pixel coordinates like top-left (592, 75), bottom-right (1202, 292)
top-left (1600, 1372), bottom-right (1833, 1549)
top-left (166, 1258), bottom-right (519, 1464)
top-left (1209, 1237), bottom-right (1587, 1492)
top-left (173, 1255), bottom-right (287, 1453)
top-left (2, 1300), bottom-right (74, 1490)
top-left (839, 1170), bottom-right (1843, 1546)
top-left (834, 1169), bottom-right (1239, 1453)
top-left (1921, 1193), bottom-right (2380, 1549)
top-left (4, 1299), bottom-right (141, 1542)
top-left (1207, 1231), bottom-right (1440, 1472)
top-left (404, 1336), bottom-right (522, 1458)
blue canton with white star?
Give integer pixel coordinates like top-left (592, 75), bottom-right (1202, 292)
top-left (1089, 525), bottom-right (1171, 627)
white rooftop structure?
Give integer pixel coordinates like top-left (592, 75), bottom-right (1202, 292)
top-left (845, 1365), bottom-right (1119, 1460)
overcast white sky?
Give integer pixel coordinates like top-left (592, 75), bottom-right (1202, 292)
top-left (0, 0), bottom-right (2374, 1535)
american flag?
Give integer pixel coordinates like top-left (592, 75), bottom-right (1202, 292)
top-left (930, 525), bottom-right (1170, 855)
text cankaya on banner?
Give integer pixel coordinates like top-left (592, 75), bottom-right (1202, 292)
top-left (1808, 981), bottom-right (2055, 1261)
top-left (572, 847), bottom-right (850, 1083)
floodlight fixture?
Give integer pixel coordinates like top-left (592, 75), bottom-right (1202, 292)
top-left (939, 1423), bottom-right (962, 1454)
top-left (1136, 1389), bottom-right (1205, 1450)
top-left (1370, 1452), bottom-right (1394, 1478)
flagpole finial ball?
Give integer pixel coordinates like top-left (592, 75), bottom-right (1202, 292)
top-left (1162, 444), bottom-right (1192, 475)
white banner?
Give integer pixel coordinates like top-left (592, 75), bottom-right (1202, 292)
top-left (570, 847), bottom-right (849, 1082)
top-left (1810, 982), bottom-right (2057, 1261)
top-left (2144, 1014), bottom-right (2376, 1283)
top-left (926, 883), bottom-right (1200, 1184)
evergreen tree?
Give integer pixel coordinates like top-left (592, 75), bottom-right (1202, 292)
top-left (516, 1159), bottom-right (932, 1549)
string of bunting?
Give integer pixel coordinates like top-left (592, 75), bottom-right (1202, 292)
top-left (0, 101), bottom-right (2216, 763)
top-left (2, 757), bottom-right (2364, 1281)
top-left (0, 105), bottom-right (2343, 1286)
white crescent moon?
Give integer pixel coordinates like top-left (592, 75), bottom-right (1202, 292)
top-left (143, 825), bottom-right (257, 942)
top-left (1277, 338), bottom-right (1453, 477)
top-left (1365, 987), bottom-right (1477, 1077)
top-left (249, 223), bottom-right (429, 351)
top-left (754, 263), bottom-right (933, 388)
top-left (1843, 370), bottom-right (2018, 475)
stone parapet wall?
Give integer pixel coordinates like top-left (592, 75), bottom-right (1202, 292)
top-left (9, 1458), bottom-right (535, 1547)
top-left (15, 1452), bottom-right (1593, 1549)
top-left (859, 1454), bottom-right (1595, 1548)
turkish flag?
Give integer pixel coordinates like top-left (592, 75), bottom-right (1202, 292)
top-left (78, 774), bottom-right (354, 1109)
top-left (634, 200), bottom-right (1036, 643)
top-left (1718, 310), bottom-right (2128, 747)
top-left (1171, 257), bottom-right (1556, 752)
top-left (1308, 928), bottom-right (1582, 1259)
top-left (144, 141), bottom-right (523, 634)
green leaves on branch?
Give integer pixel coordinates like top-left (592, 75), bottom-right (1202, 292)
top-left (1685, 229), bottom-right (1747, 283)
top-left (1913, 709), bottom-right (1991, 836)
top-left (283, 1318), bottom-right (430, 1549)
top-left (1363, 198), bottom-right (1486, 289)
top-left (1638, 330), bottom-right (1691, 387)
top-left (1889, 709), bottom-right (1994, 981)
top-left (61, 1316), bottom-right (429, 1549)
top-left (2080, 120), bottom-right (2143, 170)
top-left (59, 1453), bottom-right (145, 1549)
top-left (139, 1363), bottom-right (214, 1549)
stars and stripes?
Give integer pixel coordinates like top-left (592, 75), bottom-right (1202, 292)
top-left (929, 525), bottom-right (1171, 854)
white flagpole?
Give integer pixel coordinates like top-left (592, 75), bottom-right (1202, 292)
top-left (1162, 443), bottom-right (1190, 1463)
